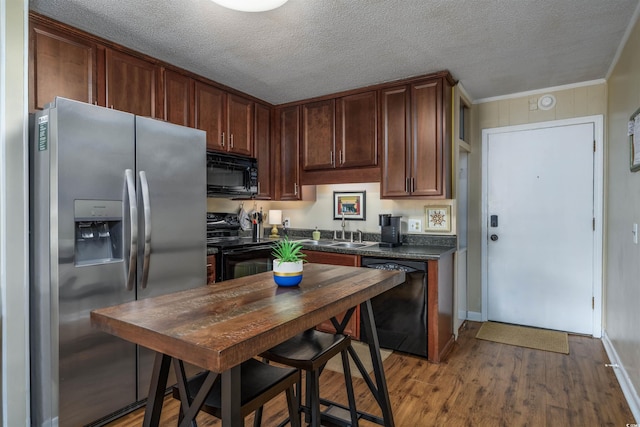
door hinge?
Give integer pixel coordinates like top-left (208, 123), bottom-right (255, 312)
top-left (592, 297), bottom-right (595, 309)
top-left (593, 218), bottom-right (595, 231)
top-left (593, 140), bottom-right (596, 152)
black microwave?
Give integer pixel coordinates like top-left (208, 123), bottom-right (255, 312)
top-left (206, 152), bottom-right (258, 197)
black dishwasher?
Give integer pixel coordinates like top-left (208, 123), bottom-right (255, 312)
top-left (360, 257), bottom-right (428, 358)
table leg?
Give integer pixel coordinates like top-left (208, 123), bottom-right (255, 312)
top-left (143, 352), bottom-right (171, 427)
top-left (221, 365), bottom-right (242, 427)
top-left (360, 300), bottom-right (395, 427)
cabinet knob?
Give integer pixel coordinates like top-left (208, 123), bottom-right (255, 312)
top-left (221, 132), bottom-right (225, 147)
top-left (230, 134), bottom-right (234, 148)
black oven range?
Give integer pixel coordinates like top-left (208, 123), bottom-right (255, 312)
top-left (207, 212), bottom-right (275, 282)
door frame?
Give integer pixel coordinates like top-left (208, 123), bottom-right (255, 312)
top-left (480, 115), bottom-right (604, 337)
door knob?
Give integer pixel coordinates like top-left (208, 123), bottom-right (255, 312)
top-left (490, 234), bottom-right (499, 241)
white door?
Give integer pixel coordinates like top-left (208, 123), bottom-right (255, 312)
top-left (486, 123), bottom-right (595, 334)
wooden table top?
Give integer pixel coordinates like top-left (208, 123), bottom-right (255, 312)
top-left (91, 263), bottom-right (405, 373)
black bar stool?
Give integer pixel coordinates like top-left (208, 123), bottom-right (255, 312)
top-left (172, 357), bottom-right (301, 427)
top-left (258, 329), bottom-right (359, 427)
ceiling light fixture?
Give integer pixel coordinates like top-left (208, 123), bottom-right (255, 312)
top-left (211, 0), bottom-right (288, 12)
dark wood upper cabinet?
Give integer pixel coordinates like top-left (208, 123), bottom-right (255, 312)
top-left (411, 80), bottom-right (443, 197)
top-left (254, 103), bottom-right (272, 199)
top-left (163, 69), bottom-right (192, 127)
top-left (336, 91), bottom-right (377, 168)
top-left (29, 14), bottom-right (455, 202)
top-left (227, 94), bottom-right (253, 156)
top-left (277, 106), bottom-right (301, 200)
top-left (380, 85), bottom-right (411, 197)
top-left (301, 92), bottom-right (377, 172)
top-left (29, 22), bottom-right (98, 111)
top-left (194, 84), bottom-right (253, 156)
top-left (193, 81), bottom-right (225, 151)
top-left (302, 99), bottom-right (335, 170)
top-left (105, 49), bottom-right (157, 118)
top-left (381, 75), bottom-right (452, 198)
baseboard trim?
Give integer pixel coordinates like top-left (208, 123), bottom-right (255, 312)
top-left (602, 330), bottom-right (640, 423)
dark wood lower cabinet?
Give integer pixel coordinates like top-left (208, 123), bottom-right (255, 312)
top-left (206, 255), bottom-right (216, 286)
top-left (303, 250), bottom-right (361, 338)
top-left (427, 253), bottom-right (454, 363)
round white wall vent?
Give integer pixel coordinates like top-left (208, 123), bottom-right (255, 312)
top-left (538, 94), bottom-right (556, 110)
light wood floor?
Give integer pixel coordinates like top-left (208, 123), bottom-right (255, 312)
top-left (107, 321), bottom-right (635, 426)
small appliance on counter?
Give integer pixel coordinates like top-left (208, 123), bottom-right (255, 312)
top-left (379, 214), bottom-right (402, 247)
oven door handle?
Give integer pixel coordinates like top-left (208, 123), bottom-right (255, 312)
top-left (222, 245), bottom-right (273, 256)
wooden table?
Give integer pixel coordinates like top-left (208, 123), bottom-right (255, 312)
top-left (91, 263), bottom-right (405, 427)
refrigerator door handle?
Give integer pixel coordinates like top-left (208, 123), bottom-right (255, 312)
top-left (139, 170), bottom-right (152, 289)
top-left (125, 169), bottom-right (138, 291)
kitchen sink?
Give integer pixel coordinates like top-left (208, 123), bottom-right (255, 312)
top-left (296, 239), bottom-right (378, 249)
top-left (329, 242), bottom-right (370, 248)
top-left (295, 239), bottom-right (335, 246)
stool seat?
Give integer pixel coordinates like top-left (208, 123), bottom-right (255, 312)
top-left (259, 329), bottom-right (358, 427)
top-left (172, 358), bottom-right (300, 425)
top-left (260, 329), bottom-right (351, 371)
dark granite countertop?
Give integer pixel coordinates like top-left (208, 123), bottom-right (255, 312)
top-left (297, 241), bottom-right (455, 261)
top-left (208, 228), bottom-right (457, 260)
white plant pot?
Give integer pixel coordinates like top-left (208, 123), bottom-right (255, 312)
top-left (272, 260), bottom-right (303, 287)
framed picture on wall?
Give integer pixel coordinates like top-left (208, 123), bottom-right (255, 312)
top-left (425, 205), bottom-right (451, 232)
top-left (333, 191), bottom-right (366, 220)
top-left (629, 106), bottom-right (640, 172)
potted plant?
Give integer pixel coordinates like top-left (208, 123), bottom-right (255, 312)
top-left (271, 238), bottom-right (306, 287)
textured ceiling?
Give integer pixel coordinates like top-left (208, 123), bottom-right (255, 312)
top-left (29, 0), bottom-right (640, 105)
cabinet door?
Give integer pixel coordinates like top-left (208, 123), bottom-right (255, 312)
top-left (380, 85), bottom-right (411, 197)
top-left (29, 24), bottom-right (98, 111)
top-left (336, 91), bottom-right (377, 168)
top-left (411, 80), bottom-right (442, 196)
top-left (304, 250), bottom-right (360, 338)
top-left (302, 100), bottom-right (335, 170)
top-left (254, 103), bottom-right (272, 199)
top-left (227, 94), bottom-right (253, 156)
top-left (194, 81), bottom-right (225, 151)
top-left (163, 69), bottom-right (192, 127)
top-left (278, 106), bottom-right (301, 200)
top-left (105, 49), bottom-right (157, 117)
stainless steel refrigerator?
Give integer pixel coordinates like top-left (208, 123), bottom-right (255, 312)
top-left (30, 97), bottom-right (206, 426)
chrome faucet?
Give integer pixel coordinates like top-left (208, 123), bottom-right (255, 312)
top-left (355, 229), bottom-right (363, 243)
top-left (341, 213), bottom-right (346, 240)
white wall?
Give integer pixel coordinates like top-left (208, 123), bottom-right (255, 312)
top-left (603, 5), bottom-right (640, 418)
top-left (0, 0), bottom-right (30, 424)
top-left (208, 182), bottom-right (456, 237)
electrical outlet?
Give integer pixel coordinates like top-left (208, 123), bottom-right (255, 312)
top-left (283, 217), bottom-right (291, 227)
top-left (409, 219), bottom-right (422, 232)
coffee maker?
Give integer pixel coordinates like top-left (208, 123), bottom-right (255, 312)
top-left (379, 214), bottom-right (402, 247)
